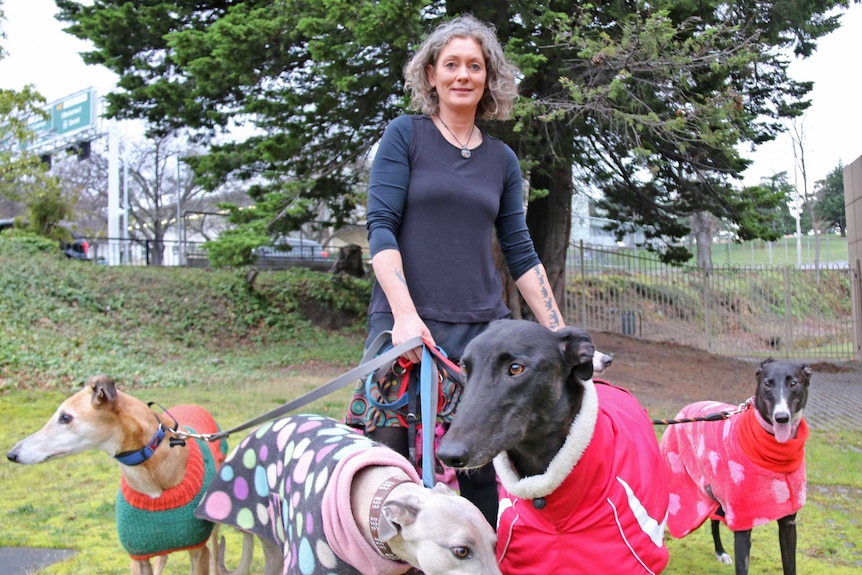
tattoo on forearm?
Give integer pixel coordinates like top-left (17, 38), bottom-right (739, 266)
top-left (533, 266), bottom-right (562, 330)
top-left (394, 267), bottom-right (407, 287)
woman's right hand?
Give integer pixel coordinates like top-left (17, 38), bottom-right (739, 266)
top-left (391, 313), bottom-right (434, 365)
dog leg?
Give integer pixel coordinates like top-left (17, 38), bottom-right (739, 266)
top-left (131, 558), bottom-right (154, 575)
top-left (188, 545), bottom-right (209, 575)
top-left (260, 538), bottom-right (283, 575)
top-left (711, 519), bottom-right (733, 565)
top-left (733, 529), bottom-right (752, 575)
top-left (778, 513), bottom-right (798, 575)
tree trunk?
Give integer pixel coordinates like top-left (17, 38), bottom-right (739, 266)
top-left (525, 156), bottom-right (573, 319)
top-left (691, 211), bottom-right (714, 269)
top-left (493, 236), bottom-right (522, 319)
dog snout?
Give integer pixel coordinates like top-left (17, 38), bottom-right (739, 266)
top-left (436, 441), bottom-right (470, 469)
top-left (773, 410), bottom-right (791, 424)
top-left (7, 451), bottom-right (18, 463)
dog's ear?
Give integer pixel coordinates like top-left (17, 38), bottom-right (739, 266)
top-left (87, 375), bottom-right (118, 407)
top-left (379, 495), bottom-right (422, 541)
top-left (801, 364), bottom-right (813, 384)
top-left (757, 357), bottom-right (776, 380)
top-left (557, 327), bottom-right (595, 382)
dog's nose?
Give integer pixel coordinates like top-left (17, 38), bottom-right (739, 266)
top-left (436, 443), bottom-right (469, 469)
top-left (773, 411), bottom-right (791, 424)
top-left (7, 451), bottom-right (18, 463)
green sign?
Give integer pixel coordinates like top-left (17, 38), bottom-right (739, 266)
top-left (51, 90), bottom-right (93, 136)
top-left (1, 88), bottom-right (100, 154)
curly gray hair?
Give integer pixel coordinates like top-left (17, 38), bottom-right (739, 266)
top-left (404, 14), bottom-right (519, 120)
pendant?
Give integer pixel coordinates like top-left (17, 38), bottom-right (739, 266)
top-left (461, 147), bottom-right (471, 159)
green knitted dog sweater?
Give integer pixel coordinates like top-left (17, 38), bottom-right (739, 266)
top-left (116, 422), bottom-right (221, 560)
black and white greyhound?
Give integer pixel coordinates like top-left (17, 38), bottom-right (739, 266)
top-left (660, 358), bottom-right (812, 575)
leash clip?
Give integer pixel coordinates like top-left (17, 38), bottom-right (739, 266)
top-left (730, 397), bottom-right (754, 417)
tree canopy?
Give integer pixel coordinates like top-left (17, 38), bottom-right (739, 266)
top-left (54, 0), bottom-right (853, 288)
top-left (814, 162), bottom-right (847, 236)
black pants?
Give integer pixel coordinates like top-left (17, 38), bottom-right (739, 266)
top-left (367, 426), bottom-right (499, 530)
top-left (364, 314), bottom-right (502, 529)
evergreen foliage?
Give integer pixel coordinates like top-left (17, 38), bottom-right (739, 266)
top-left (52, 0), bottom-right (852, 276)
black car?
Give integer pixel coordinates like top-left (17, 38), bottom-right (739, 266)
top-left (61, 237), bottom-right (90, 260)
top-left (1, 218), bottom-right (90, 260)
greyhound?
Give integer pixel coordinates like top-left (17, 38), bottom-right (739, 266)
top-left (195, 413), bottom-right (501, 575)
top-left (6, 375), bottom-right (228, 575)
top-left (660, 358), bottom-right (812, 575)
top-left (436, 319), bottom-right (669, 574)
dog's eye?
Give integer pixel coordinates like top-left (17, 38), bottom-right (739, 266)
top-left (451, 546), bottom-right (471, 559)
top-left (788, 379), bottom-right (799, 388)
top-left (58, 412), bottom-right (73, 424)
top-left (508, 363), bottom-right (525, 376)
top-left (762, 379), bottom-right (773, 389)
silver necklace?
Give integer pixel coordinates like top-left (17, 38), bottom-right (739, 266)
top-left (437, 116), bottom-right (476, 159)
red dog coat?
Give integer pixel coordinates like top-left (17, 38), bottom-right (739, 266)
top-left (494, 380), bottom-right (669, 574)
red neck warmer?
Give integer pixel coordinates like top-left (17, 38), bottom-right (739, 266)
top-left (737, 408), bottom-right (808, 473)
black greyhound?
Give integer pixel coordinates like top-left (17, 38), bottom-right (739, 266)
top-left (437, 319), bottom-right (669, 575)
top-left (660, 358), bottom-right (812, 575)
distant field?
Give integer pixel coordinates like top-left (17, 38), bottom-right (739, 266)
top-left (711, 234), bottom-right (848, 267)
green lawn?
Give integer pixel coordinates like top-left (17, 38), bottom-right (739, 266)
top-left (1, 238), bottom-right (859, 573)
top-left (712, 234), bottom-right (848, 267)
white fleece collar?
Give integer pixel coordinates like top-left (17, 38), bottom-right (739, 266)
top-left (493, 379), bottom-right (599, 500)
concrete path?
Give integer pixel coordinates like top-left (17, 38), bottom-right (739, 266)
top-left (0, 548), bottom-right (76, 575)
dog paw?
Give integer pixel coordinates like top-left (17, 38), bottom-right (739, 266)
top-left (716, 552), bottom-right (732, 565)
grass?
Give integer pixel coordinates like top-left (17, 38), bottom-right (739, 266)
top-left (712, 234), bottom-right (848, 267)
top-left (1, 235), bottom-right (860, 573)
top-left (660, 428), bottom-right (862, 574)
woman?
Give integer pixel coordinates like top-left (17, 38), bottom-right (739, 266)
top-left (346, 14), bottom-right (564, 528)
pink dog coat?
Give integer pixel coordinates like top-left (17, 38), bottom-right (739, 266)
top-left (494, 380), bottom-right (669, 575)
top-left (660, 401), bottom-right (808, 537)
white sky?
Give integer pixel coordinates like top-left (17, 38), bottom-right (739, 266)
top-left (1, 0), bottom-right (861, 187)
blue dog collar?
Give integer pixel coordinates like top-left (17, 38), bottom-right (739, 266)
top-left (115, 417), bottom-right (167, 466)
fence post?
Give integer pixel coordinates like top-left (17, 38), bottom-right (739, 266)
top-left (783, 267), bottom-right (793, 358)
top-left (579, 240), bottom-right (586, 325)
top-left (702, 266), bottom-right (711, 349)
top-left (855, 260), bottom-right (862, 361)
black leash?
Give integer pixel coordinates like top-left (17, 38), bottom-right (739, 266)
top-left (651, 398), bottom-right (752, 426)
top-left (173, 335), bottom-right (425, 443)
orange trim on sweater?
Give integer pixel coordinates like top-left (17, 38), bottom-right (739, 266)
top-left (121, 437), bottom-right (205, 511)
top-left (120, 404), bottom-right (223, 511)
top-left (737, 409), bottom-right (808, 474)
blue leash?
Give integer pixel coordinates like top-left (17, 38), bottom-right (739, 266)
top-left (419, 345), bottom-right (438, 487)
top-left (364, 335), bottom-right (454, 488)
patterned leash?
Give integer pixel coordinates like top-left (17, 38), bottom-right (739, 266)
top-left (651, 398), bottom-right (753, 425)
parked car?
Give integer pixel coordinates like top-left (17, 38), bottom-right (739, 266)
top-left (253, 237), bottom-right (329, 261)
top-left (1, 218), bottom-right (90, 260)
top-left (60, 236), bottom-right (90, 261)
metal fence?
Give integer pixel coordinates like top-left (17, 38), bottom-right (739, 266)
top-left (564, 242), bottom-right (854, 361)
top-left (75, 237), bottom-right (854, 360)
top-left (77, 238), bottom-right (361, 270)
